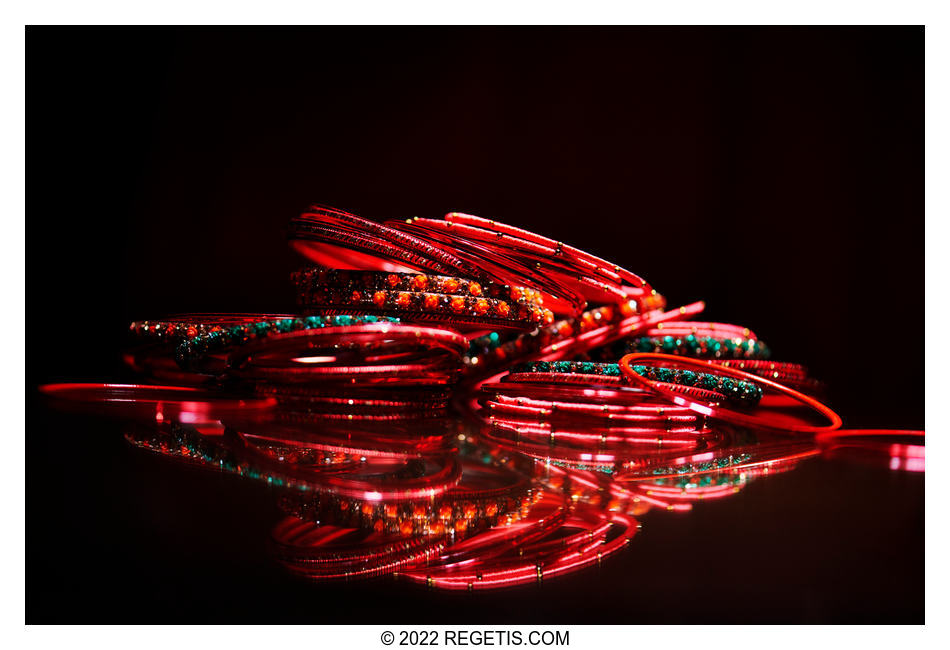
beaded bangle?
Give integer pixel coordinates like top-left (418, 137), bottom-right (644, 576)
top-left (619, 353), bottom-right (843, 433)
top-left (174, 314), bottom-right (399, 369)
top-left (510, 360), bottom-right (764, 407)
top-left (292, 267), bottom-right (553, 331)
top-left (292, 268), bottom-right (543, 304)
top-left (130, 314), bottom-right (296, 343)
top-left (623, 333), bottom-right (770, 359)
top-left (463, 300), bottom-right (704, 378)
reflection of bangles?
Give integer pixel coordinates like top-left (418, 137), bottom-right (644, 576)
top-left (615, 434), bottom-right (819, 482)
top-left (399, 501), bottom-right (638, 590)
top-left (280, 457), bottom-right (538, 538)
top-left (254, 384), bottom-right (452, 418)
top-left (127, 422), bottom-right (463, 502)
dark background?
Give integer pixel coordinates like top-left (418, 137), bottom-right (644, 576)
top-left (26, 27), bottom-right (924, 623)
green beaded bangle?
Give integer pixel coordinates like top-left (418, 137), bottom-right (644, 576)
top-left (628, 334), bottom-right (770, 359)
top-left (174, 315), bottom-right (400, 368)
top-left (512, 360), bottom-right (763, 407)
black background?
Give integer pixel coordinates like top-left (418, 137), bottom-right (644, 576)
top-left (26, 27), bottom-right (924, 623)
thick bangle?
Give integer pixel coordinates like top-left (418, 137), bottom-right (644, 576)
top-left (509, 360), bottom-right (763, 407)
top-left (619, 353), bottom-right (842, 433)
top-left (292, 268), bottom-right (543, 304)
top-left (624, 333), bottom-right (770, 359)
top-left (174, 314), bottom-right (400, 370)
top-left (292, 267), bottom-right (552, 331)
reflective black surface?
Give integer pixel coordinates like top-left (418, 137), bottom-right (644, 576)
top-left (27, 397), bottom-right (923, 623)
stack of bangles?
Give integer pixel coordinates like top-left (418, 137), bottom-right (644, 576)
top-left (33, 202), bottom-right (920, 593)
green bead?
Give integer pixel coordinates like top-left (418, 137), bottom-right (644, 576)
top-left (679, 370), bottom-right (697, 385)
top-left (721, 378), bottom-right (738, 396)
top-left (635, 338), bottom-right (654, 352)
top-left (661, 336), bottom-right (677, 353)
top-left (700, 374), bottom-right (719, 390)
top-left (656, 367), bottom-right (674, 382)
top-left (580, 362), bottom-right (596, 374)
top-left (632, 365), bottom-right (647, 376)
top-left (555, 361), bottom-right (572, 373)
top-left (604, 364), bottom-right (620, 377)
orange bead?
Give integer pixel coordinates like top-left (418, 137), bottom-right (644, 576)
top-left (496, 301), bottom-right (510, 317)
top-left (410, 274), bottom-right (428, 290)
top-left (372, 290), bottom-right (387, 306)
top-left (400, 520), bottom-right (414, 536)
top-left (450, 297), bottom-right (466, 313)
top-left (351, 290), bottom-right (362, 303)
top-left (543, 310), bottom-right (555, 325)
top-left (386, 274), bottom-right (400, 287)
top-left (474, 298), bottom-right (489, 315)
top-left (396, 292), bottom-right (411, 308)
top-left (443, 278), bottom-right (459, 293)
top-left (510, 287), bottom-right (524, 302)
top-left (469, 282), bottom-right (482, 296)
top-left (424, 294), bottom-right (440, 310)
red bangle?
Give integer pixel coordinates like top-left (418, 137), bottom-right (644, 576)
top-left (815, 429), bottom-right (924, 472)
top-left (225, 323), bottom-right (467, 386)
top-left (39, 383), bottom-right (277, 423)
top-left (618, 353), bottom-right (842, 433)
